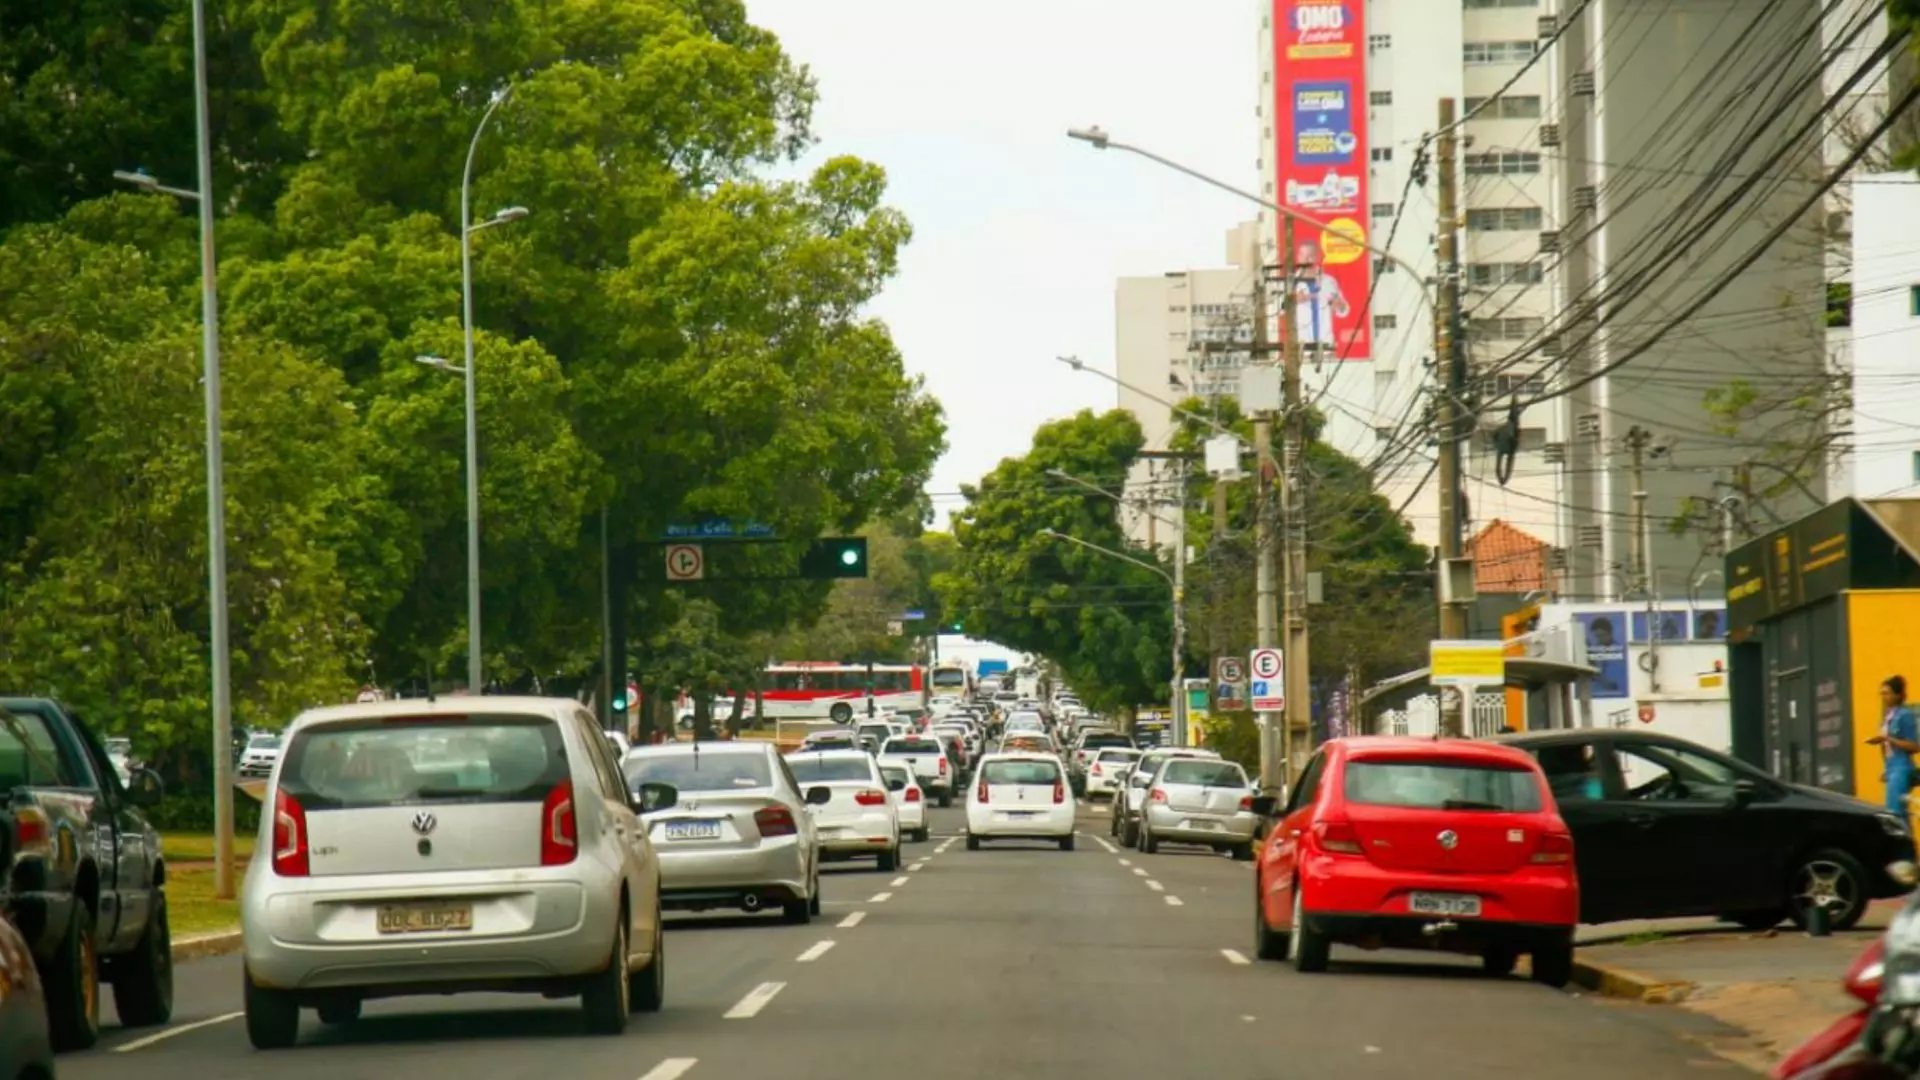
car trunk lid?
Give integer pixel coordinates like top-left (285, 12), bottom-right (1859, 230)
top-left (1339, 757), bottom-right (1552, 874)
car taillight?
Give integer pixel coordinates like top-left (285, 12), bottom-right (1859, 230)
top-left (939, 757), bottom-right (948, 775)
top-left (1531, 832), bottom-right (1574, 865)
top-left (904, 786), bottom-right (922, 803)
top-left (1053, 778), bottom-right (1066, 804)
top-left (854, 789), bottom-right (887, 806)
top-left (977, 779), bottom-right (990, 802)
top-left (1091, 763), bottom-right (1103, 775)
top-left (1149, 788), bottom-right (1167, 803)
top-left (12, 808), bottom-right (51, 857)
top-left (541, 780), bottom-right (578, 865)
top-left (1313, 821), bottom-right (1362, 855)
top-left (1238, 795), bottom-right (1254, 811)
top-left (754, 806), bottom-right (798, 837)
top-left (272, 789), bottom-right (310, 877)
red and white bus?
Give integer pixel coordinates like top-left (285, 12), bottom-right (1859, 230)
top-left (760, 662), bottom-right (926, 723)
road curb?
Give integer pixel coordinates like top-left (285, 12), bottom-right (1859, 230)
top-left (172, 930), bottom-right (243, 963)
top-left (1571, 955), bottom-right (1695, 1003)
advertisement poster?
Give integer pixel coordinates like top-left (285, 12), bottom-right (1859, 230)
top-left (1274, 0), bottom-right (1371, 359)
top-left (1692, 608), bottom-right (1725, 640)
top-left (1629, 610), bottom-right (1688, 643)
top-left (1575, 612), bottom-right (1629, 699)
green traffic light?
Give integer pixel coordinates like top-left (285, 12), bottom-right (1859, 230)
top-left (840, 547), bottom-right (860, 567)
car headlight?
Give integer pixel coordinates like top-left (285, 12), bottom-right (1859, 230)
top-left (1881, 814), bottom-right (1911, 837)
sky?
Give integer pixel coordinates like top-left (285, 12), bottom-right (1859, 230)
top-left (742, 1), bottom-right (1261, 523)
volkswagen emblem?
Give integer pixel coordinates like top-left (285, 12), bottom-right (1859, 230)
top-left (1437, 829), bottom-right (1459, 850)
top-left (411, 811), bottom-right (437, 836)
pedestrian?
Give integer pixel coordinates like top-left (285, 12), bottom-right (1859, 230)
top-left (1869, 675), bottom-right (1918, 818)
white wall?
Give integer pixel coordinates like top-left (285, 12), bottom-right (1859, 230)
top-left (1537, 601), bottom-right (1732, 753)
top-left (1846, 174), bottom-right (1920, 499)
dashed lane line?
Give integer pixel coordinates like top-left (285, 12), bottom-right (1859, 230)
top-left (870, 891), bottom-right (894, 903)
top-left (891, 876), bottom-right (910, 887)
top-left (113, 1012), bottom-right (244, 1053)
top-left (1132, 867), bottom-right (1149, 877)
top-left (1145, 879), bottom-right (1165, 892)
top-left (1165, 896), bottom-right (1184, 907)
top-left (1221, 949), bottom-right (1251, 965)
top-left (638, 1059), bottom-right (700, 1080)
top-left (724, 982), bottom-right (787, 1020)
top-left (1118, 858), bottom-right (1132, 867)
top-left (838, 911), bottom-right (866, 929)
top-left (796, 940), bottom-right (836, 963)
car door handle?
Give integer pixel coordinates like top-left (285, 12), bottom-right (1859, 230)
top-left (1626, 812), bottom-right (1657, 829)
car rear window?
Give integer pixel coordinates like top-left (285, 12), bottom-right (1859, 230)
top-left (279, 716), bottom-right (566, 810)
top-left (1080, 734), bottom-right (1131, 749)
top-left (1160, 760), bottom-right (1248, 787)
top-left (879, 765), bottom-right (912, 785)
top-left (983, 759), bottom-right (1060, 785)
top-left (624, 752), bottom-right (772, 793)
top-left (787, 756), bottom-right (876, 784)
top-left (884, 739), bottom-right (942, 755)
top-left (1343, 760), bottom-right (1544, 812)
top-left (1096, 749), bottom-right (1141, 763)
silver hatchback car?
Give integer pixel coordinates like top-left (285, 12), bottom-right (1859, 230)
top-left (241, 697), bottom-right (675, 1048)
top-left (623, 742), bottom-right (826, 923)
top-left (1137, 757), bottom-right (1259, 860)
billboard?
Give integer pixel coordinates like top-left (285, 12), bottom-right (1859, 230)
top-left (1274, 0), bottom-right (1372, 360)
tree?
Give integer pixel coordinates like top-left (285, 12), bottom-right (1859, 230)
top-left (757, 524), bottom-right (957, 665)
top-left (937, 410), bottom-right (1175, 715)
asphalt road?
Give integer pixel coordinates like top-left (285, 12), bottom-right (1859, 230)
top-left (58, 803), bottom-right (1745, 1079)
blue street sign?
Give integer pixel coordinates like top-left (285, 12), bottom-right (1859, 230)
top-left (663, 520), bottom-right (775, 540)
top-left (900, 609), bottom-right (927, 621)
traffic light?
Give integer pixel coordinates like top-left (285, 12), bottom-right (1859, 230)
top-left (799, 537), bottom-right (868, 579)
top-left (611, 690), bottom-right (629, 712)
top-left (939, 620), bottom-right (964, 634)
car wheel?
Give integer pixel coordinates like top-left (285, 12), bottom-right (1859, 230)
top-left (877, 845), bottom-right (899, 872)
top-left (1059, 835), bottom-right (1075, 852)
top-left (316, 999), bottom-right (361, 1025)
top-left (783, 887), bottom-right (812, 924)
top-left (1230, 843), bottom-right (1255, 863)
top-left (244, 968), bottom-right (300, 1050)
top-left (111, 890), bottom-right (174, 1027)
top-left (581, 916), bottom-right (630, 1035)
top-left (1481, 946), bottom-right (1519, 978)
top-left (45, 900), bottom-right (100, 1051)
top-left (937, 791), bottom-right (952, 809)
top-left (1531, 934), bottom-right (1574, 988)
top-left (914, 828), bottom-right (930, 843)
top-left (1140, 824), bottom-right (1159, 855)
top-left (966, 835), bottom-right (982, 851)
top-left (830, 703), bottom-right (853, 723)
top-left (1724, 909), bottom-right (1786, 931)
top-left (1289, 891), bottom-right (1330, 973)
top-left (1119, 818), bottom-right (1139, 848)
top-left (1253, 878), bottom-right (1289, 962)
top-left (1787, 848), bottom-right (1871, 930)
top-left (808, 879), bottom-right (822, 917)
top-left (630, 912), bottom-right (666, 1014)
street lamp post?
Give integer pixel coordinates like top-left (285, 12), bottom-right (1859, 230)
top-left (1055, 355), bottom-right (1248, 448)
top-left (110, 0), bottom-right (236, 899)
top-left (1038, 528), bottom-right (1187, 749)
top-left (459, 85), bottom-right (528, 693)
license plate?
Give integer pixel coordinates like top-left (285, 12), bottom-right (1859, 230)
top-left (665, 820), bottom-right (722, 841)
top-left (999, 811), bottom-right (1038, 820)
top-left (1185, 819), bottom-right (1221, 830)
top-left (376, 901), bottom-right (473, 934)
top-left (1409, 892), bottom-right (1481, 917)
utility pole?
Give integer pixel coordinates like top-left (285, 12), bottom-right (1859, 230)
top-left (1281, 224), bottom-right (1311, 779)
top-left (1433, 98), bottom-right (1469, 737)
top-left (1626, 425), bottom-right (1653, 595)
top-left (1253, 222), bottom-right (1289, 788)
top-left (1171, 458), bottom-right (1189, 748)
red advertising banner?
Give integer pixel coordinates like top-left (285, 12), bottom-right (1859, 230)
top-left (1273, 0), bottom-right (1372, 360)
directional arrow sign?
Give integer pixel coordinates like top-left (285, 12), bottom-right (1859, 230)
top-left (665, 543), bottom-right (705, 582)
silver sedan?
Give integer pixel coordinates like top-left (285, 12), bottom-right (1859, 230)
top-left (623, 742), bottom-right (825, 923)
top-left (1137, 757), bottom-right (1260, 860)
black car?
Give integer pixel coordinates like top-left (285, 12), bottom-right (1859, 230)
top-left (1495, 728), bottom-right (1916, 929)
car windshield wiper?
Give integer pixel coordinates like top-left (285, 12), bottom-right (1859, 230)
top-left (1440, 798), bottom-right (1506, 811)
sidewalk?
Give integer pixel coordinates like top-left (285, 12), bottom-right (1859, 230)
top-left (1572, 899), bottom-right (1901, 1073)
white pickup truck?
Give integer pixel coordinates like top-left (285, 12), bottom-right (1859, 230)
top-left (880, 735), bottom-right (954, 807)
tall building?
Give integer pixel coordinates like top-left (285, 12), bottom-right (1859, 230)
top-left (1840, 172), bottom-right (1920, 499)
top-left (1256, 0), bottom-right (1838, 603)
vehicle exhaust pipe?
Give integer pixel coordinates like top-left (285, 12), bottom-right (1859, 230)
top-left (741, 893), bottom-right (763, 912)
top-left (1420, 919), bottom-right (1459, 937)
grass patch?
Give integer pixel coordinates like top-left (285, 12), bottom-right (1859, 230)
top-left (161, 831), bottom-right (255, 863)
top-left (1620, 931), bottom-right (1668, 947)
top-left (165, 865), bottom-right (241, 937)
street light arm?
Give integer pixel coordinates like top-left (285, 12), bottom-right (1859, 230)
top-left (1055, 356), bottom-right (1248, 446)
top-left (1046, 469), bottom-right (1183, 533)
top-left (1039, 528), bottom-right (1173, 586)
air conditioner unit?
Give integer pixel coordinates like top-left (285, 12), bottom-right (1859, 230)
top-left (1540, 124), bottom-right (1561, 148)
top-left (1538, 15), bottom-right (1560, 37)
top-left (1538, 229), bottom-right (1560, 253)
top-left (1547, 548), bottom-right (1569, 571)
top-left (1576, 413), bottom-right (1602, 437)
top-left (1573, 186), bottom-right (1598, 212)
top-left (1543, 442), bottom-right (1566, 464)
top-left (1540, 338), bottom-right (1563, 358)
top-left (1578, 525), bottom-right (1604, 549)
top-left (1572, 72), bottom-right (1596, 96)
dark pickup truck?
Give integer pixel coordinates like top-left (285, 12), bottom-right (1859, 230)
top-left (1, 697), bottom-right (172, 1049)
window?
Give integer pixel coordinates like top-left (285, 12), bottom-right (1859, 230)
top-left (278, 716), bottom-right (566, 811)
top-left (1912, 450), bottom-right (1920, 482)
top-left (1374, 314), bottom-right (1398, 330)
top-left (1369, 90), bottom-right (1393, 106)
top-left (1911, 285), bottom-right (1920, 316)
top-left (1160, 760), bottom-right (1249, 787)
top-left (1371, 201), bottom-right (1397, 218)
top-left (1466, 207), bottom-right (1544, 231)
top-left (1472, 316), bottom-right (1546, 339)
top-left (1285, 753), bottom-right (1326, 813)
top-left (1373, 257), bottom-right (1396, 275)
top-left (1168, 304), bottom-right (1187, 313)
top-left (626, 749), bottom-right (773, 793)
top-left (1343, 759), bottom-right (1544, 812)
top-left (1464, 40), bottom-right (1539, 65)
top-left (1368, 34), bottom-right (1391, 52)
top-left (0, 707), bottom-right (79, 788)
top-left (1468, 262), bottom-right (1545, 287)
top-left (1614, 743), bottom-right (1744, 803)
top-left (1533, 743), bottom-right (1605, 802)
top-left (1464, 95), bottom-right (1545, 120)
top-left (1374, 425), bottom-right (1395, 441)
top-left (1370, 147), bottom-right (1393, 163)
top-left (1465, 0), bottom-right (1538, 7)
top-left (788, 755), bottom-right (879, 784)
top-left (1494, 371), bottom-right (1549, 397)
top-left (983, 759), bottom-right (1061, 785)
top-left (1464, 152), bottom-right (1542, 176)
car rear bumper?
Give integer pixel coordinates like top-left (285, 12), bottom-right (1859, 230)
top-left (656, 837), bottom-right (808, 904)
top-left (1144, 806), bottom-right (1257, 845)
top-left (1300, 852), bottom-right (1579, 927)
top-left (1305, 910), bottom-right (1575, 954)
top-left (966, 806), bottom-right (1075, 838)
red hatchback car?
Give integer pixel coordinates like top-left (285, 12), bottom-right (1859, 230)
top-left (1251, 737), bottom-right (1579, 985)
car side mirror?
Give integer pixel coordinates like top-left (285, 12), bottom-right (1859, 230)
top-left (125, 768), bottom-right (164, 808)
top-left (633, 781), bottom-right (677, 815)
top-left (804, 785), bottom-right (833, 806)
top-left (887, 778), bottom-right (907, 792)
top-left (1250, 794), bottom-right (1279, 818)
top-left (1732, 778), bottom-right (1761, 806)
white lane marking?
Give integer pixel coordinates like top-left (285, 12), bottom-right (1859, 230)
top-left (891, 875), bottom-right (910, 887)
top-left (1132, 867), bottom-right (1149, 877)
top-left (1095, 837), bottom-right (1118, 853)
top-left (114, 1011), bottom-right (244, 1053)
top-left (724, 982), bottom-right (787, 1019)
top-left (638, 1058), bottom-right (701, 1080)
top-left (796, 940), bottom-right (836, 963)
top-left (1145, 879), bottom-right (1165, 892)
top-left (1165, 895), bottom-right (1184, 907)
top-left (1221, 949), bottom-right (1251, 966)
top-left (910, 862), bottom-right (928, 872)
top-left (1118, 858), bottom-right (1132, 867)
top-left (838, 911), bottom-right (866, 929)
top-left (870, 891), bottom-right (893, 903)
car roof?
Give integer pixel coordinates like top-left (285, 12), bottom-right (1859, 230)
top-left (288, 695), bottom-right (578, 731)
top-left (1330, 735), bottom-right (1545, 769)
top-left (787, 749), bottom-right (877, 762)
top-left (627, 741), bottom-right (767, 760)
top-left (980, 751), bottom-right (1061, 765)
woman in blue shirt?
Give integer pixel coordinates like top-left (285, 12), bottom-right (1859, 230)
top-left (1869, 675), bottom-right (1918, 817)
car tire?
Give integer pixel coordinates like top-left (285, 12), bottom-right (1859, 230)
top-left (630, 913), bottom-right (666, 1014)
top-left (316, 999), bottom-right (361, 1025)
top-left (581, 916), bottom-right (630, 1035)
top-left (244, 968), bottom-right (300, 1050)
top-left (914, 828), bottom-right (930, 843)
top-left (1119, 818), bottom-right (1139, 848)
top-left (45, 900), bottom-right (101, 1051)
top-left (1787, 848), bottom-right (1871, 931)
top-left (1230, 843), bottom-right (1255, 863)
top-left (877, 846), bottom-right (899, 872)
top-left (1253, 880), bottom-right (1289, 962)
top-left (808, 880), bottom-right (823, 917)
top-left (966, 835), bottom-right (982, 851)
top-left (1481, 946), bottom-right (1519, 978)
top-left (1059, 835), bottom-right (1075, 852)
top-left (1724, 909), bottom-right (1785, 931)
top-left (112, 890), bottom-right (174, 1028)
top-left (1531, 936), bottom-right (1574, 989)
top-left (1140, 824), bottom-right (1159, 855)
top-left (830, 703), bottom-right (853, 723)
top-left (1289, 892), bottom-right (1330, 974)
top-left (937, 791), bottom-right (952, 809)
top-left (783, 889), bottom-right (812, 924)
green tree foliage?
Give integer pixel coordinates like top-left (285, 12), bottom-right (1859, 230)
top-left (937, 410), bottom-right (1175, 714)
top-left (759, 525), bottom-right (957, 665)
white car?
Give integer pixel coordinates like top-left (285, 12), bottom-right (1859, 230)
top-left (878, 735), bottom-right (954, 807)
top-left (237, 732), bottom-right (283, 779)
top-left (239, 697), bottom-right (668, 1047)
top-left (965, 753), bottom-right (1076, 851)
top-left (786, 751), bottom-right (902, 871)
top-left (1084, 747), bottom-right (1143, 799)
top-left (878, 762), bottom-right (929, 842)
